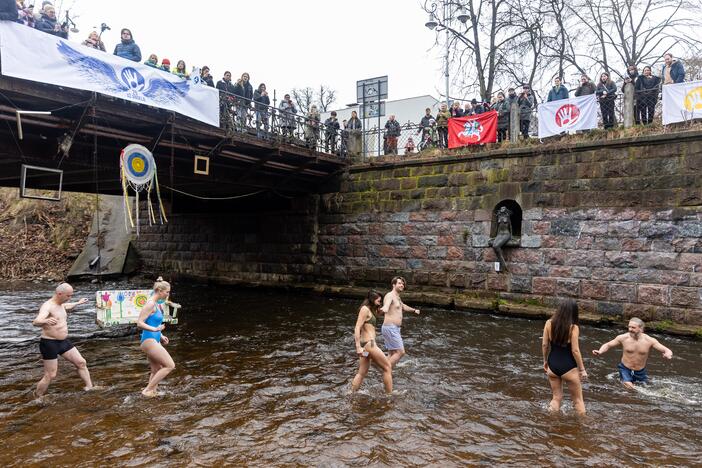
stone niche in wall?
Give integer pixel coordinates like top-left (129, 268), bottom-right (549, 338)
top-left (490, 199), bottom-right (523, 248)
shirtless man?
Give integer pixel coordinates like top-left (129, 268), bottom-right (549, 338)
top-left (32, 283), bottom-right (94, 397)
top-left (379, 276), bottom-right (420, 368)
top-left (592, 317), bottom-right (673, 389)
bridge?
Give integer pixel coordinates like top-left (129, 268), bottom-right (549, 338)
top-left (0, 74), bottom-right (347, 211)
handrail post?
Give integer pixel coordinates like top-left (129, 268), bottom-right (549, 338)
top-left (623, 82), bottom-right (635, 128)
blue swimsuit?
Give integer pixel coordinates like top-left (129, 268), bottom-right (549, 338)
top-left (140, 304), bottom-right (164, 344)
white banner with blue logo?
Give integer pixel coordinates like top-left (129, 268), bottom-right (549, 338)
top-left (0, 22), bottom-right (219, 127)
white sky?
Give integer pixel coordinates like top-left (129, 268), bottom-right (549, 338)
top-left (60, 0), bottom-right (444, 107)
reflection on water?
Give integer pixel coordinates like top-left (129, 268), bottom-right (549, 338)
top-left (0, 281), bottom-right (700, 466)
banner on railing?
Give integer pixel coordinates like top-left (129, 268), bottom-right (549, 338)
top-left (662, 80), bottom-right (702, 125)
top-left (0, 22), bottom-right (219, 126)
top-left (537, 94), bottom-right (597, 138)
top-left (448, 111), bottom-right (497, 148)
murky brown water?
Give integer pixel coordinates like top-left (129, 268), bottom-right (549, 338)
top-left (0, 281), bottom-right (700, 466)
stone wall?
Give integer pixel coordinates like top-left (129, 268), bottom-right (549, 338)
top-left (316, 132), bottom-right (702, 325)
top-left (136, 131), bottom-right (702, 326)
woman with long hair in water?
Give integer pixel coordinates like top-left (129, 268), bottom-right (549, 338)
top-left (542, 299), bottom-right (588, 415)
top-left (351, 290), bottom-right (392, 394)
top-left (136, 277), bottom-right (175, 397)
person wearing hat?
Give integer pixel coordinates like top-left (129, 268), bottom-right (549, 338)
top-left (159, 58), bottom-right (171, 73)
top-left (471, 98), bottom-right (484, 115)
top-left (517, 84), bottom-right (535, 139)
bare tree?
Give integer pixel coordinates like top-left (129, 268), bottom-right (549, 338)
top-left (292, 85), bottom-right (338, 113)
top-left (318, 85), bottom-right (337, 112)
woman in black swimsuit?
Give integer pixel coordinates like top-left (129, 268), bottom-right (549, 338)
top-left (351, 290), bottom-right (393, 394)
top-left (541, 299), bottom-right (588, 415)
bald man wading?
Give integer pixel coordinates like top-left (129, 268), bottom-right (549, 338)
top-left (32, 282), bottom-right (94, 397)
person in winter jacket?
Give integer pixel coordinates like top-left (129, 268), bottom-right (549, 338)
top-left (16, 0), bottom-right (35, 27)
top-left (172, 60), bottom-right (189, 79)
top-left (81, 30), bottom-right (106, 51)
top-left (492, 92), bottom-right (510, 142)
top-left (144, 54), bottom-right (159, 68)
top-left (622, 64), bottom-right (640, 124)
top-left (279, 93), bottom-right (298, 139)
top-left (346, 110), bottom-right (363, 157)
top-left (450, 101), bottom-right (464, 118)
top-left (113, 28), bottom-right (141, 62)
top-left (547, 77), bottom-right (569, 102)
top-left (635, 66), bottom-right (661, 125)
top-left (574, 74), bottom-right (596, 96)
top-left (233, 72), bottom-right (254, 128)
top-left (435, 103), bottom-right (451, 148)
top-left (0, 0), bottom-right (18, 22)
top-left (253, 83), bottom-right (270, 137)
top-left (517, 84), bottom-right (535, 138)
top-left (160, 58), bottom-right (171, 72)
top-left (384, 114), bottom-right (401, 155)
top-left (463, 102), bottom-right (473, 116)
top-left (35, 4), bottom-right (67, 38)
top-left (471, 98), bottom-right (484, 115)
top-left (596, 72), bottom-right (617, 129)
top-left (324, 111), bottom-right (340, 153)
top-left (200, 66), bottom-right (214, 87)
top-left (304, 105), bottom-right (321, 149)
top-left (216, 71), bottom-right (236, 94)
top-left (661, 52), bottom-right (685, 84)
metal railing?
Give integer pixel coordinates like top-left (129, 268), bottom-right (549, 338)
top-left (217, 90), bottom-right (348, 158)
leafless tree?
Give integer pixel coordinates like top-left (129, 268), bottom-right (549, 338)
top-left (292, 85), bottom-right (338, 114)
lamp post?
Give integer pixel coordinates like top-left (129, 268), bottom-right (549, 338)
top-left (425, 1), bottom-right (469, 107)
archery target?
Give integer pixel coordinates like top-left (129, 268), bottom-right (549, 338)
top-left (121, 144), bottom-right (155, 185)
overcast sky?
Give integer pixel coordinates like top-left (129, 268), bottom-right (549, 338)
top-left (62, 0), bottom-right (443, 107)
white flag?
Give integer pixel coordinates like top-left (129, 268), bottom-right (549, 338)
top-left (537, 94), bottom-right (598, 138)
top-left (662, 80), bottom-right (702, 125)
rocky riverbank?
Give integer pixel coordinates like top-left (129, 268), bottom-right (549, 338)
top-left (0, 188), bottom-right (95, 281)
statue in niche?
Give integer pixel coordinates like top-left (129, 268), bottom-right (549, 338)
top-left (489, 206), bottom-right (513, 272)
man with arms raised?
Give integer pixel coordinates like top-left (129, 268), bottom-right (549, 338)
top-left (380, 276), bottom-right (420, 367)
top-left (32, 283), bottom-right (94, 397)
top-left (592, 317), bottom-right (673, 389)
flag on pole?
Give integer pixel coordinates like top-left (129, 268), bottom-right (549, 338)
top-left (448, 111), bottom-right (498, 148)
top-left (537, 94), bottom-right (598, 138)
top-left (662, 80), bottom-right (702, 125)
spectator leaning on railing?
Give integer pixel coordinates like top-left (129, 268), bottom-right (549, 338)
top-left (324, 111), bottom-right (340, 153)
top-left (547, 77), bottom-right (569, 102)
top-left (144, 54), bottom-right (159, 68)
top-left (596, 72), bottom-right (617, 129)
top-left (253, 83), bottom-right (270, 138)
top-left (160, 58), bottom-right (171, 72)
top-left (279, 93), bottom-right (297, 139)
top-left (114, 28), bottom-right (141, 62)
top-left (635, 66), bottom-right (661, 125)
top-left (172, 60), bottom-right (189, 79)
top-left (233, 72), bottom-right (253, 128)
top-left (661, 52), bottom-right (685, 85)
top-left (574, 74), bottom-right (596, 96)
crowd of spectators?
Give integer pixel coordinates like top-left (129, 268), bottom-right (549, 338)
top-left (0, 1), bottom-right (693, 158)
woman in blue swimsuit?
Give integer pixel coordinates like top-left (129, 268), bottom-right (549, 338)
top-left (541, 299), bottom-right (588, 415)
top-left (136, 277), bottom-right (175, 397)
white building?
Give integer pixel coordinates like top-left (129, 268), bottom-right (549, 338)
top-left (321, 95), bottom-right (440, 156)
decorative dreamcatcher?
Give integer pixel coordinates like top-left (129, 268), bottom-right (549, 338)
top-left (120, 144), bottom-right (168, 235)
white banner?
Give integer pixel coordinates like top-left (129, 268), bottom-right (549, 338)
top-left (537, 94), bottom-right (598, 138)
top-left (0, 22), bottom-right (219, 127)
top-left (662, 80), bottom-right (702, 125)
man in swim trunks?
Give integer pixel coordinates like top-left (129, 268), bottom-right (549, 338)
top-left (32, 283), bottom-right (94, 397)
top-left (592, 317), bottom-right (673, 389)
top-left (379, 276), bottom-right (420, 368)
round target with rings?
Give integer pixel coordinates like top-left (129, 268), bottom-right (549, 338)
top-left (121, 144), bottom-right (155, 185)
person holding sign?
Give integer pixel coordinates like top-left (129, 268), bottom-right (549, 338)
top-left (137, 277), bottom-right (175, 397)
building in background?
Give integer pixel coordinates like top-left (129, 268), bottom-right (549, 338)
top-left (321, 95), bottom-right (440, 157)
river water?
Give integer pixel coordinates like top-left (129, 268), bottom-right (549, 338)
top-left (0, 281), bottom-right (700, 466)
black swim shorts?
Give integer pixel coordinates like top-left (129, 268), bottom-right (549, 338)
top-left (39, 338), bottom-right (75, 360)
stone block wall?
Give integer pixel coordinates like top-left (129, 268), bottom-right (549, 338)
top-left (316, 133), bottom-right (702, 324)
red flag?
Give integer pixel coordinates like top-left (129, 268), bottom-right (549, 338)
top-left (448, 110), bottom-right (498, 148)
